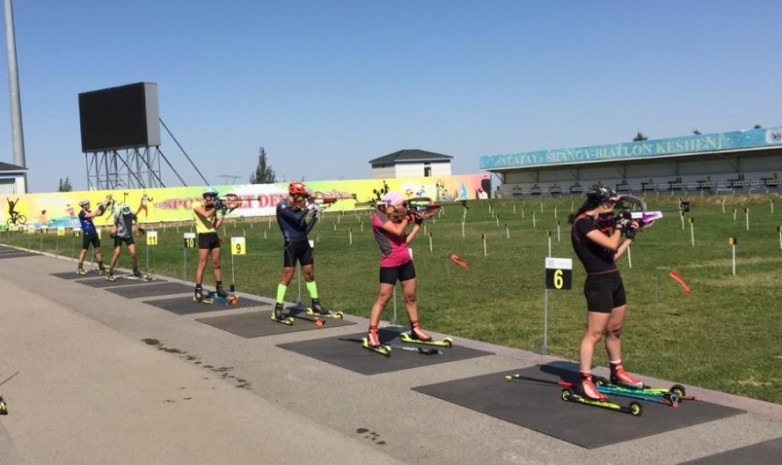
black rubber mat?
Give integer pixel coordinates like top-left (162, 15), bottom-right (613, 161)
top-left (679, 437), bottom-right (782, 464)
top-left (75, 276), bottom-right (161, 288)
top-left (104, 281), bottom-right (193, 298)
top-left (197, 306), bottom-right (355, 338)
top-left (0, 251), bottom-right (35, 258)
top-left (412, 362), bottom-right (744, 449)
top-left (277, 326), bottom-right (493, 375)
top-left (143, 295), bottom-right (269, 315)
top-left (51, 271), bottom-right (103, 280)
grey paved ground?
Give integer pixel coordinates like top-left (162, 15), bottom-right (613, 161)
top-left (1, 249), bottom-right (780, 465)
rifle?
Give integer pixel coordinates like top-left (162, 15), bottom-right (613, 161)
top-left (596, 195), bottom-right (689, 233)
top-left (213, 193), bottom-right (242, 215)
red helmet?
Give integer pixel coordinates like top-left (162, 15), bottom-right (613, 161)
top-left (288, 182), bottom-right (307, 196)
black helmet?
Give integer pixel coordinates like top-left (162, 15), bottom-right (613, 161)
top-left (586, 185), bottom-right (617, 203)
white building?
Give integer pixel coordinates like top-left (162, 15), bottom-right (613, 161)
top-left (0, 161), bottom-right (27, 194)
top-left (369, 149), bottom-right (453, 179)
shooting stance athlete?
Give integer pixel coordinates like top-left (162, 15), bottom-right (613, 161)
top-left (273, 182), bottom-right (327, 319)
top-left (76, 199), bottom-right (107, 274)
top-left (366, 191), bottom-right (431, 348)
top-left (192, 187), bottom-right (228, 302)
top-left (106, 204), bottom-right (143, 281)
top-left (569, 186), bottom-right (642, 400)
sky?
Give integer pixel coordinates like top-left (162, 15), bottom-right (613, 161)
top-left (2, 0), bottom-right (781, 193)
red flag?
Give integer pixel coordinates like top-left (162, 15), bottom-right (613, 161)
top-left (450, 253), bottom-right (469, 270)
top-left (669, 270), bottom-right (691, 295)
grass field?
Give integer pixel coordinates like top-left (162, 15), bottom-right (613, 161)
top-left (3, 193), bottom-right (781, 404)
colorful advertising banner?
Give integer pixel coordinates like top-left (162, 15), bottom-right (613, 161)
top-left (0, 174), bottom-right (490, 231)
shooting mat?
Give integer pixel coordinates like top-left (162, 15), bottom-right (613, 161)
top-left (104, 281), bottom-right (193, 299)
top-left (678, 437), bottom-right (782, 465)
top-left (75, 276), bottom-right (161, 288)
top-left (143, 295), bottom-right (268, 315)
top-left (412, 363), bottom-right (744, 449)
top-left (277, 326), bottom-right (493, 375)
top-left (196, 306), bottom-right (354, 338)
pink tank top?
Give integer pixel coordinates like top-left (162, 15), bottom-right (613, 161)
top-left (372, 211), bottom-right (411, 267)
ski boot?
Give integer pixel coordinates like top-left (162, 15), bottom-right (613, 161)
top-left (106, 271), bottom-right (116, 282)
top-left (399, 326), bottom-right (453, 348)
top-left (580, 376), bottom-right (607, 401)
top-left (362, 329), bottom-right (391, 356)
top-left (270, 303), bottom-right (294, 325)
top-left (98, 264), bottom-right (107, 275)
top-left (215, 284), bottom-right (229, 298)
top-left (76, 266), bottom-right (87, 275)
top-left (306, 299), bottom-right (344, 319)
top-left (193, 288), bottom-right (213, 304)
top-left (610, 365), bottom-right (644, 389)
top-left (133, 268), bottom-right (152, 281)
top-left (0, 393), bottom-right (7, 415)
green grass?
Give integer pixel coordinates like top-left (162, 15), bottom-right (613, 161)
top-left (3, 193), bottom-right (781, 404)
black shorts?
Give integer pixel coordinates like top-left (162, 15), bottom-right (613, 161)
top-left (379, 260), bottom-right (416, 285)
top-left (198, 232), bottom-right (221, 250)
top-left (584, 272), bottom-right (627, 313)
top-left (113, 236), bottom-right (134, 248)
top-left (284, 240), bottom-right (313, 267)
top-left (82, 232), bottom-right (100, 250)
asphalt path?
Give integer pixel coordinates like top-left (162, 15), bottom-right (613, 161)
top-left (0, 248), bottom-right (780, 465)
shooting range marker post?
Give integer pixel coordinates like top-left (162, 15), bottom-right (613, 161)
top-left (689, 217), bottom-right (695, 247)
top-left (729, 237), bottom-right (737, 276)
top-left (183, 232), bottom-right (196, 280)
top-left (745, 207), bottom-right (750, 231)
top-left (145, 230), bottom-right (158, 274)
top-left (778, 226), bottom-right (782, 250)
top-left (229, 236), bottom-right (246, 293)
top-left (540, 257), bottom-right (572, 355)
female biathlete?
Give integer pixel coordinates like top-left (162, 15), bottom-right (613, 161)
top-left (569, 186), bottom-right (643, 400)
top-left (365, 191), bottom-right (432, 348)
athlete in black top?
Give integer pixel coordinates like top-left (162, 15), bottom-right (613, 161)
top-left (272, 182), bottom-right (327, 319)
top-left (568, 186), bottom-right (643, 400)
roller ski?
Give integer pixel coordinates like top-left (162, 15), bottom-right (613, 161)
top-left (361, 333), bottom-right (391, 357)
top-left (270, 303), bottom-right (294, 326)
top-left (559, 379), bottom-right (679, 407)
top-left (193, 288), bottom-right (214, 305)
top-left (127, 268), bottom-right (152, 281)
top-left (399, 327), bottom-right (453, 348)
top-left (0, 393), bottom-right (7, 415)
top-left (594, 376), bottom-right (698, 402)
top-left (560, 388), bottom-right (643, 417)
top-left (209, 285), bottom-right (238, 305)
top-left (306, 300), bottom-right (343, 319)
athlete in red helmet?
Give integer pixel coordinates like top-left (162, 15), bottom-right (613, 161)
top-left (271, 182), bottom-right (329, 321)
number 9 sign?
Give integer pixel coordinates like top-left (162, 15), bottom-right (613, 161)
top-left (231, 237), bottom-right (246, 255)
top-left (545, 257), bottom-right (572, 290)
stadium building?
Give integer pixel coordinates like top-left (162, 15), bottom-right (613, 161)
top-left (480, 127), bottom-right (782, 197)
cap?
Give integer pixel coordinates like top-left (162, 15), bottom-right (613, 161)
top-left (381, 191), bottom-right (404, 207)
top-left (120, 204), bottom-right (132, 215)
top-left (79, 199), bottom-right (90, 207)
top-left (203, 187), bottom-right (218, 197)
top-left (586, 186), bottom-right (617, 203)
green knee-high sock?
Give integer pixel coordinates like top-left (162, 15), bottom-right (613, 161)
top-left (276, 283), bottom-right (288, 304)
top-left (306, 281), bottom-right (319, 299)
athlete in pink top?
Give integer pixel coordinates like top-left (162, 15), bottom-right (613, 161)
top-left (366, 191), bottom-right (433, 347)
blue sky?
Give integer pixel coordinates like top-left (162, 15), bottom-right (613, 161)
top-left (2, 0), bottom-right (781, 192)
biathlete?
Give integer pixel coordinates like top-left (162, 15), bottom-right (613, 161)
top-left (76, 199), bottom-right (107, 274)
top-left (272, 181), bottom-right (328, 320)
top-left (192, 187), bottom-right (229, 302)
top-left (106, 204), bottom-right (144, 281)
top-left (365, 191), bottom-right (432, 348)
top-left (569, 186), bottom-right (643, 400)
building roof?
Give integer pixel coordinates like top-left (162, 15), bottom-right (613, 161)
top-left (369, 149), bottom-right (453, 165)
top-left (0, 161), bottom-right (26, 172)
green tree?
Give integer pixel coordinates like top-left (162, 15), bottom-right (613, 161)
top-left (693, 129), bottom-right (701, 135)
top-left (753, 124), bottom-right (762, 129)
top-left (632, 132), bottom-right (648, 141)
top-left (58, 177), bottom-right (73, 192)
top-left (250, 147), bottom-right (277, 184)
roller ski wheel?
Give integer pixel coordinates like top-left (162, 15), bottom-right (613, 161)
top-left (560, 388), bottom-right (643, 417)
top-left (306, 308), bottom-right (343, 320)
top-left (0, 395), bottom-right (7, 415)
top-left (399, 332), bottom-right (453, 348)
top-left (361, 337), bottom-right (391, 357)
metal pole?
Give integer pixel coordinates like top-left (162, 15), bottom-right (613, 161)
top-left (4, 0), bottom-right (27, 192)
top-left (539, 289), bottom-right (548, 355)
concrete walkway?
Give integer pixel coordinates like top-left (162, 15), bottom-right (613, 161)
top-left (0, 249), bottom-right (780, 465)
